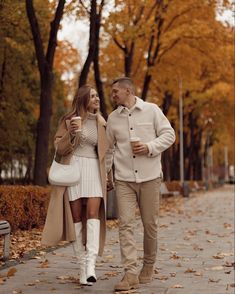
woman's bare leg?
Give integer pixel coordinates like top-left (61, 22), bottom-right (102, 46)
top-left (70, 198), bottom-right (83, 223)
top-left (86, 197), bottom-right (101, 219)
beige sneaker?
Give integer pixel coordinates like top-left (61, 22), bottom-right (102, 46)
top-left (114, 273), bottom-right (139, 291)
top-left (139, 264), bottom-right (154, 284)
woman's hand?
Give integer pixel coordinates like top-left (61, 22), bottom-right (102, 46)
top-left (68, 120), bottom-right (79, 136)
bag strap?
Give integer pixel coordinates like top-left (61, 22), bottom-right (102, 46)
top-left (53, 140), bottom-right (76, 161)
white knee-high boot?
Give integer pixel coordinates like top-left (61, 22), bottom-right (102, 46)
top-left (86, 219), bottom-right (100, 283)
top-left (73, 222), bottom-right (87, 285)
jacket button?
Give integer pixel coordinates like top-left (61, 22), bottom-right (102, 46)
top-left (135, 170), bottom-right (138, 173)
top-left (130, 127), bottom-right (133, 130)
top-left (129, 114), bottom-right (131, 116)
top-left (133, 155), bottom-right (136, 158)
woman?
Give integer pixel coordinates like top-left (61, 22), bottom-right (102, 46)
top-left (42, 85), bottom-right (109, 285)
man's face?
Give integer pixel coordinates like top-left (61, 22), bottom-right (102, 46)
top-left (111, 83), bottom-right (129, 106)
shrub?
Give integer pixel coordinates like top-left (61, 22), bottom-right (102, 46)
top-left (0, 185), bottom-right (50, 232)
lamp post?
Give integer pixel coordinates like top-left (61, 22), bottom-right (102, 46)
top-left (224, 146), bottom-right (229, 183)
top-left (179, 78), bottom-right (184, 184)
top-left (179, 77), bottom-right (189, 197)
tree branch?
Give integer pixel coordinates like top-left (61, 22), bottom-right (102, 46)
top-left (98, 0), bottom-right (105, 17)
top-left (113, 36), bottom-right (126, 51)
top-left (25, 0), bottom-right (45, 75)
top-left (158, 37), bottom-right (181, 62)
top-left (46, 0), bottom-right (66, 68)
top-left (164, 5), bottom-right (200, 33)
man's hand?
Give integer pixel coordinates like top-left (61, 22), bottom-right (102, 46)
top-left (107, 179), bottom-right (114, 191)
top-left (132, 142), bottom-right (149, 155)
top-left (106, 171), bottom-right (114, 191)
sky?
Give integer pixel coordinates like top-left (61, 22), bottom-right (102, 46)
top-left (58, 3), bottom-right (234, 65)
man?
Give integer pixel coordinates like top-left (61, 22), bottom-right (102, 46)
top-left (106, 77), bottom-right (175, 291)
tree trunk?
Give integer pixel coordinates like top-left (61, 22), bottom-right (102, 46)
top-left (33, 69), bottom-right (53, 185)
top-left (161, 91), bottom-right (172, 115)
top-left (141, 72), bottom-right (152, 101)
top-left (172, 142), bottom-right (180, 180)
top-left (94, 52), bottom-right (107, 119)
top-left (161, 91), bottom-right (173, 180)
top-left (26, 0), bottom-right (65, 185)
top-left (93, 1), bottom-right (107, 119)
top-left (24, 153), bottom-right (33, 184)
top-left (193, 129), bottom-right (202, 180)
top-left (124, 42), bottom-right (135, 77)
top-left (79, 0), bottom-right (96, 86)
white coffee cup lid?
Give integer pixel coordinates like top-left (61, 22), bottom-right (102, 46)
top-left (71, 116), bottom-right (81, 120)
top-left (130, 137), bottom-right (140, 142)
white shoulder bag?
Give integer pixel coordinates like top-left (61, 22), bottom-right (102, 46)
top-left (48, 149), bottom-right (80, 186)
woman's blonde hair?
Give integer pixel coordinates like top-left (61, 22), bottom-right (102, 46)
top-left (61, 84), bottom-right (95, 122)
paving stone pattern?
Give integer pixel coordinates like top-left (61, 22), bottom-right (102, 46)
top-left (0, 185), bottom-right (234, 294)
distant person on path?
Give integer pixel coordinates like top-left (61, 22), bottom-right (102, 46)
top-left (106, 77), bottom-right (175, 291)
top-left (42, 85), bottom-right (109, 286)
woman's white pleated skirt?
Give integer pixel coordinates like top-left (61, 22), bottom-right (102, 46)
top-left (67, 155), bottom-right (103, 201)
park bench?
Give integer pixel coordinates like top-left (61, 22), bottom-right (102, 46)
top-left (160, 182), bottom-right (180, 197)
top-left (0, 220), bottom-right (11, 260)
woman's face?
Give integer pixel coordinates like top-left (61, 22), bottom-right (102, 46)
top-left (87, 88), bottom-right (100, 113)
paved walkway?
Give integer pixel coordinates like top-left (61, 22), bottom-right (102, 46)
top-left (0, 185), bottom-right (234, 293)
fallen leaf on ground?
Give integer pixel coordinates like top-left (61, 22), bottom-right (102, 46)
top-left (38, 259), bottom-right (49, 268)
top-left (160, 224), bottom-right (169, 228)
top-left (205, 266), bottom-right (224, 271)
top-left (32, 256), bottom-right (42, 260)
top-left (7, 267), bottom-right (17, 277)
top-left (25, 282), bottom-right (36, 286)
top-left (212, 254), bottom-right (224, 259)
top-left (156, 275), bottom-right (168, 280)
top-left (184, 268), bottom-right (196, 273)
top-left (176, 263), bottom-right (182, 267)
top-left (104, 271), bottom-right (119, 277)
top-left (187, 230), bottom-right (197, 236)
top-left (56, 275), bottom-right (70, 280)
top-left (223, 223), bottom-right (232, 228)
top-left (193, 244), bottom-right (203, 251)
top-left (110, 265), bottom-right (122, 268)
top-left (220, 252), bottom-right (234, 257)
top-left (183, 235), bottom-right (191, 240)
top-left (114, 290), bottom-right (139, 294)
top-left (171, 284), bottom-right (184, 288)
top-left (170, 253), bottom-right (181, 259)
top-left (194, 272), bottom-right (203, 276)
top-left (223, 261), bottom-right (235, 268)
top-left (51, 252), bottom-right (65, 257)
top-left (107, 219), bottom-right (119, 229)
top-left (209, 278), bottom-right (221, 283)
top-left (159, 247), bottom-right (167, 251)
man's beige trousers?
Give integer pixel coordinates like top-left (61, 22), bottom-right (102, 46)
top-left (115, 178), bottom-right (161, 274)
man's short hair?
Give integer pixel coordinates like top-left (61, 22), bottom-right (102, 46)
top-left (112, 77), bottom-right (135, 94)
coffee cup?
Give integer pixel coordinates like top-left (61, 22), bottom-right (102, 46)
top-left (130, 137), bottom-right (140, 151)
top-left (71, 116), bottom-right (82, 132)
